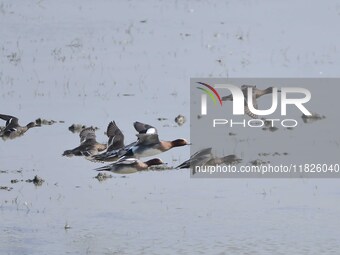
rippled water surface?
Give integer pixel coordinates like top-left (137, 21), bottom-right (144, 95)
top-left (1, 0), bottom-right (340, 254)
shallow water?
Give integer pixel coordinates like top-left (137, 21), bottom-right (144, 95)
top-left (1, 0), bottom-right (340, 254)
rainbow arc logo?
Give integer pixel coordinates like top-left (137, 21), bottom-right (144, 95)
top-left (196, 82), bottom-right (223, 106)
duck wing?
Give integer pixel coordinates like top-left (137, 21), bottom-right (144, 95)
top-left (135, 133), bottom-right (160, 145)
top-left (92, 140), bottom-right (137, 162)
top-left (192, 147), bottom-right (212, 158)
top-left (242, 86), bottom-right (258, 118)
top-left (133, 121), bottom-right (157, 134)
top-left (0, 114), bottom-right (19, 127)
top-left (115, 157), bottom-right (139, 165)
top-left (176, 148), bottom-right (213, 169)
top-left (94, 157), bottom-right (138, 171)
top-left (79, 127), bottom-right (97, 143)
top-left (106, 121), bottom-right (125, 151)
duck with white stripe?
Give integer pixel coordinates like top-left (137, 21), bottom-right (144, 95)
top-left (94, 157), bottom-right (164, 174)
top-left (0, 113), bottom-right (40, 140)
top-left (94, 121), bottom-right (189, 162)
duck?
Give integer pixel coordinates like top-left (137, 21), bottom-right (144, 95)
top-left (204, 154), bottom-right (242, 166)
top-left (127, 121), bottom-right (190, 158)
top-left (130, 134), bottom-right (189, 157)
top-left (0, 114), bottom-right (40, 140)
top-left (105, 120), bottom-right (125, 151)
top-left (62, 127), bottom-right (107, 157)
top-left (176, 147), bottom-right (213, 169)
top-left (133, 121), bottom-right (157, 134)
top-left (94, 157), bottom-right (164, 174)
top-left (95, 121), bottom-right (189, 161)
top-left (176, 148), bottom-right (242, 169)
top-left (91, 120), bottom-right (131, 162)
top-left (222, 85), bottom-right (279, 118)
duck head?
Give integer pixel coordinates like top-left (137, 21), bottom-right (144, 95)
top-left (171, 139), bottom-right (190, 147)
top-left (145, 158), bottom-right (164, 167)
top-left (27, 121), bottom-right (40, 129)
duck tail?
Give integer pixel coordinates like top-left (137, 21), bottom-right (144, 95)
top-left (175, 161), bottom-right (190, 169)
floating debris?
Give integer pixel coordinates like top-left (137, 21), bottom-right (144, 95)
top-left (228, 132), bottom-right (236, 136)
top-left (117, 93), bottom-right (135, 97)
top-left (301, 113), bottom-right (326, 123)
top-left (35, 118), bottom-right (58, 126)
top-left (157, 117), bottom-right (168, 121)
top-left (64, 223), bottom-right (71, 230)
top-left (263, 119), bottom-right (273, 127)
top-left (258, 153), bottom-right (271, 157)
top-left (26, 175), bottom-right (45, 186)
top-left (249, 159), bottom-right (270, 166)
top-left (180, 33), bottom-right (191, 37)
top-left (258, 152), bottom-right (289, 157)
top-left (170, 91), bottom-right (178, 97)
top-left (94, 172), bottom-right (112, 181)
top-left (68, 124), bottom-right (98, 133)
top-left (148, 165), bottom-right (173, 171)
top-left (140, 19), bottom-right (147, 23)
top-left (68, 124), bottom-right (86, 133)
top-left (10, 179), bottom-right (20, 183)
top-left (66, 38), bottom-right (82, 49)
top-left (1, 186), bottom-right (13, 191)
top-left (262, 126), bottom-right (279, 132)
top-left (175, 114), bottom-right (186, 126)
top-left (261, 119), bottom-right (279, 132)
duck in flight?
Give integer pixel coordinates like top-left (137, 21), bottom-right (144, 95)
top-left (91, 121), bottom-right (138, 162)
top-left (93, 121), bottom-right (189, 162)
top-left (222, 85), bottom-right (280, 119)
top-left (176, 147), bottom-right (242, 171)
top-left (105, 120), bottom-right (125, 152)
top-left (62, 121), bottom-right (123, 158)
top-left (0, 114), bottom-right (40, 140)
top-left (94, 157), bottom-right (164, 174)
top-left (62, 127), bottom-right (106, 157)
top-left (63, 121), bottom-right (125, 157)
top-left (176, 147), bottom-right (213, 169)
